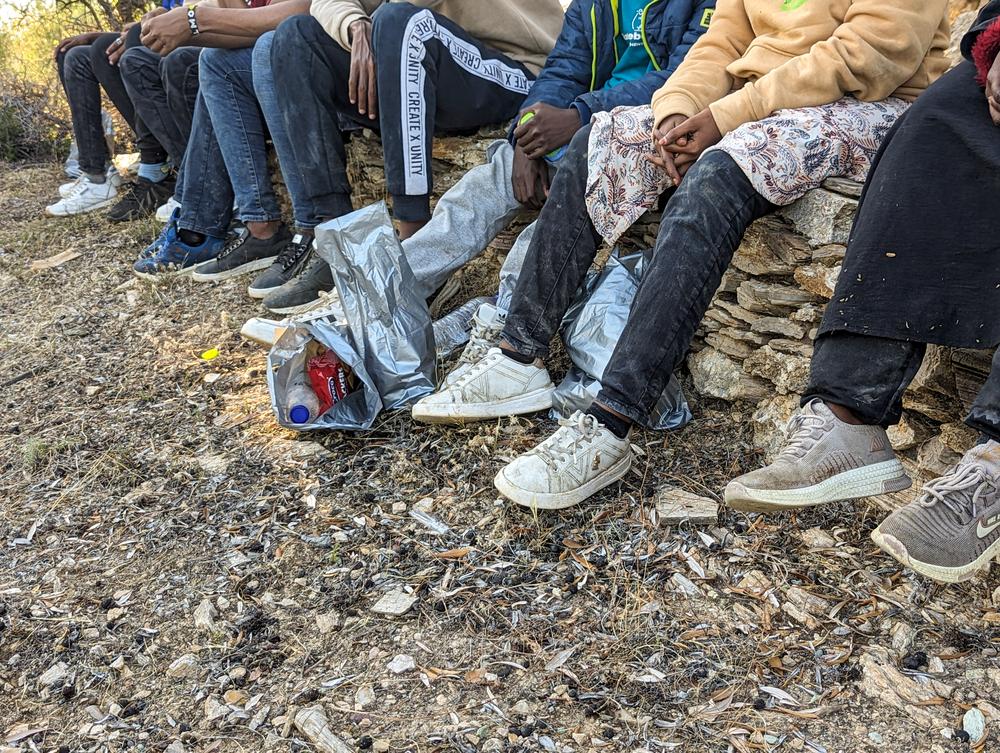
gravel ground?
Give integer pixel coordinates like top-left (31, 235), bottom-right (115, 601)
top-left (1, 163), bottom-right (998, 753)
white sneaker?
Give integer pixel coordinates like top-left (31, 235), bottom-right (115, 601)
top-left (495, 411), bottom-right (632, 510)
top-left (156, 196), bottom-right (181, 223)
top-left (412, 347), bottom-right (554, 424)
top-left (58, 165), bottom-right (119, 198)
top-left (442, 303), bottom-right (505, 387)
top-left (46, 176), bottom-right (119, 216)
top-left (58, 175), bottom-right (86, 198)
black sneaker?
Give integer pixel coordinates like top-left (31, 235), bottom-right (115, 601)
top-left (247, 232), bottom-right (314, 299)
top-left (107, 177), bottom-right (175, 223)
top-left (262, 249), bottom-right (335, 315)
top-left (191, 224), bottom-right (292, 282)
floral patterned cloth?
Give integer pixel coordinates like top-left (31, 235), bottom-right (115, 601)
top-left (585, 97), bottom-right (910, 244)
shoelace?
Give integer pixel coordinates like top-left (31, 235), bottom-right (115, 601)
top-left (776, 412), bottom-right (830, 461)
top-left (64, 178), bottom-right (94, 200)
top-left (532, 412), bottom-right (600, 471)
top-left (449, 349), bottom-right (504, 390)
top-left (216, 229), bottom-right (248, 260)
top-left (920, 461), bottom-right (1000, 520)
top-left (458, 312), bottom-right (505, 366)
top-left (277, 238), bottom-right (312, 271)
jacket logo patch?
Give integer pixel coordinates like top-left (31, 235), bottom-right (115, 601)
top-left (700, 8), bottom-right (713, 27)
top-left (781, 0), bottom-right (809, 10)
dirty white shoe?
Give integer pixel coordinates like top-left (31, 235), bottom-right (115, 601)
top-left (58, 175), bottom-right (86, 198)
top-left (412, 347), bottom-right (553, 424)
top-left (155, 196), bottom-right (181, 223)
top-left (46, 176), bottom-right (118, 216)
top-left (495, 411), bottom-right (632, 510)
top-left (442, 302), bottom-right (505, 387)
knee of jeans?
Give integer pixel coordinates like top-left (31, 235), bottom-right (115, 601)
top-left (252, 31), bottom-right (275, 71)
top-left (118, 46), bottom-right (152, 80)
top-left (64, 45), bottom-right (91, 77)
top-left (193, 47), bottom-right (229, 82)
top-left (162, 46), bottom-right (199, 84)
top-left (272, 14), bottom-right (322, 62)
top-left (372, 1), bottom-right (422, 44)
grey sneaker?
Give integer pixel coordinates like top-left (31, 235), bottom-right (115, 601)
top-left (442, 302), bottom-right (506, 387)
top-left (262, 248), bottom-right (334, 315)
top-left (725, 399), bottom-right (911, 513)
top-left (192, 224), bottom-right (291, 281)
top-left (872, 441), bottom-right (1000, 583)
top-left (247, 232), bottom-right (314, 299)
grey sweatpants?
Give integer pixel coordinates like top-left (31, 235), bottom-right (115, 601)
top-left (402, 140), bottom-right (537, 309)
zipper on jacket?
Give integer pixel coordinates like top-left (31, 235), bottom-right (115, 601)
top-left (640, 0), bottom-right (663, 71)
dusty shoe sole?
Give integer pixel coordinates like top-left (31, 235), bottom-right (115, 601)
top-left (495, 454), bottom-right (632, 511)
top-left (870, 529), bottom-right (999, 584)
top-left (191, 256), bottom-right (277, 282)
top-left (247, 282), bottom-right (279, 299)
top-left (724, 459), bottom-right (910, 513)
top-left (411, 387), bottom-right (554, 425)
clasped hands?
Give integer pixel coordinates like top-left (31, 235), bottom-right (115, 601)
top-left (646, 107), bottom-right (722, 186)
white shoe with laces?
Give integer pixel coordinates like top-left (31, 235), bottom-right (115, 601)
top-left (58, 175), bottom-right (86, 199)
top-left (411, 347), bottom-right (554, 424)
top-left (495, 410), bottom-right (632, 510)
top-left (442, 302), bottom-right (505, 387)
top-left (46, 175), bottom-right (119, 216)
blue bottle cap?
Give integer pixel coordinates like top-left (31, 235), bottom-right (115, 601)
top-left (289, 404), bottom-right (312, 424)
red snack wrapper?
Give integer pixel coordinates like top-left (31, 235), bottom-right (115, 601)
top-left (307, 349), bottom-right (354, 414)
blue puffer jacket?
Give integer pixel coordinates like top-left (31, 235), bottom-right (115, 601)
top-left (519, 0), bottom-right (717, 126)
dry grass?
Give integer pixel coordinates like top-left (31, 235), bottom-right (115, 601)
top-left (0, 162), bottom-right (998, 753)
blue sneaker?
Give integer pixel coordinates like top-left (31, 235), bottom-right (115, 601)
top-left (139, 207), bottom-right (181, 261)
top-left (133, 224), bottom-right (225, 280)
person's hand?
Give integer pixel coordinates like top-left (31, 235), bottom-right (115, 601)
top-left (348, 18), bottom-right (377, 120)
top-left (644, 114), bottom-right (687, 186)
top-left (140, 7), bottom-right (190, 55)
top-left (511, 144), bottom-right (549, 209)
top-left (988, 53), bottom-right (1000, 126)
top-left (141, 6), bottom-right (168, 24)
top-left (662, 108), bottom-right (723, 179)
top-left (106, 23), bottom-right (136, 65)
top-left (513, 102), bottom-right (581, 159)
top-left (54, 31), bottom-right (103, 60)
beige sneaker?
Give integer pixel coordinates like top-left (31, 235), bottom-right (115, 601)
top-left (442, 302), bottom-right (505, 388)
top-left (725, 399), bottom-right (911, 512)
top-left (872, 441), bottom-right (1000, 583)
top-left (412, 347), bottom-right (554, 424)
top-left (495, 411), bottom-right (632, 510)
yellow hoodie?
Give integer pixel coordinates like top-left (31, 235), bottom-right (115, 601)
top-left (651, 0), bottom-right (951, 135)
top-left (310, 0), bottom-right (565, 75)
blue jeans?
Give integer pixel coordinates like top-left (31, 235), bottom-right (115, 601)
top-left (174, 87), bottom-right (233, 238)
top-left (252, 31), bottom-right (325, 230)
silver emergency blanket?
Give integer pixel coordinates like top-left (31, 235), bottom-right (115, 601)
top-left (314, 203), bottom-right (435, 409)
top-left (551, 250), bottom-right (692, 431)
top-left (267, 311), bottom-right (382, 431)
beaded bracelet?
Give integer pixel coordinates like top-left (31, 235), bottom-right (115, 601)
top-left (187, 3), bottom-right (201, 36)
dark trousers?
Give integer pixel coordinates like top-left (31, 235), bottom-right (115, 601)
top-left (118, 34), bottom-right (200, 168)
top-left (503, 126), bottom-right (776, 424)
top-left (807, 333), bottom-right (1000, 442)
top-left (269, 5), bottom-right (533, 225)
top-left (57, 33), bottom-right (165, 173)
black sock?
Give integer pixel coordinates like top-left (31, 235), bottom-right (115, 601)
top-left (586, 403), bottom-right (631, 439)
top-left (179, 229), bottom-right (207, 246)
top-left (499, 346), bottom-right (535, 365)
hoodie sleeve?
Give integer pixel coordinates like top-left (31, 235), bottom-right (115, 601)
top-left (517, 0), bottom-right (594, 114)
top-left (708, 0), bottom-right (949, 135)
top-left (310, 0), bottom-right (370, 50)
top-left (574, 0), bottom-right (716, 120)
top-left (651, 0), bottom-right (754, 126)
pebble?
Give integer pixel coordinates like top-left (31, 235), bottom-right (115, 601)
top-left (37, 662), bottom-right (69, 688)
top-left (511, 700), bottom-right (532, 716)
top-left (414, 497), bottom-right (435, 512)
top-left (391, 502), bottom-right (407, 514)
top-left (316, 611), bottom-right (343, 634)
top-left (868, 732), bottom-right (884, 744)
top-left (166, 654), bottom-right (201, 679)
top-left (193, 599), bottom-right (218, 632)
top-left (370, 589), bottom-right (417, 616)
top-left (373, 741), bottom-right (390, 753)
top-left (963, 708), bottom-right (986, 744)
top-left (387, 654), bottom-right (416, 674)
top-left (355, 685), bottom-right (376, 709)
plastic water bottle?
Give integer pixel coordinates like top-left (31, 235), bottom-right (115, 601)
top-left (433, 296), bottom-right (494, 358)
top-left (518, 111), bottom-right (568, 164)
top-left (284, 369), bottom-right (320, 425)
